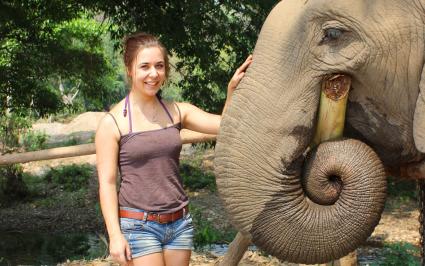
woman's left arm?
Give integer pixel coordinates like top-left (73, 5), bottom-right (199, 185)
top-left (179, 55), bottom-right (252, 135)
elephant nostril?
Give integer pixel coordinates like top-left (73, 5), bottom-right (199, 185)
top-left (303, 171), bottom-right (344, 205)
top-left (303, 150), bottom-right (346, 205)
top-left (327, 174), bottom-right (343, 195)
top-left (328, 174), bottom-right (340, 183)
top-left (328, 174), bottom-right (343, 188)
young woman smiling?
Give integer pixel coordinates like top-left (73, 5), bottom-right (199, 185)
top-left (96, 32), bottom-right (252, 266)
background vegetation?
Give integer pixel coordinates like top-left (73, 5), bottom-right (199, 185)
top-left (1, 0), bottom-right (277, 118)
top-left (0, 2), bottom-right (276, 261)
top-left (0, 0), bottom-right (277, 204)
top-left (1, 1), bottom-right (421, 265)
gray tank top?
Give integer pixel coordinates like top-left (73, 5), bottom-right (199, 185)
top-left (111, 95), bottom-right (188, 213)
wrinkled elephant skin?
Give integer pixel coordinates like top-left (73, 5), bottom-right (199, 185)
top-left (215, 0), bottom-right (425, 264)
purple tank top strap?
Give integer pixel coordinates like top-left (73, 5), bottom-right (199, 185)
top-left (157, 95), bottom-right (174, 123)
top-left (124, 94), bottom-right (133, 133)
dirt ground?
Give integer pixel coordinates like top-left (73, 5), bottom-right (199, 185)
top-left (1, 112), bottom-right (422, 265)
top-left (8, 152), bottom-right (420, 266)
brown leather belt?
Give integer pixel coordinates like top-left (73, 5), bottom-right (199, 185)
top-left (119, 206), bottom-right (189, 224)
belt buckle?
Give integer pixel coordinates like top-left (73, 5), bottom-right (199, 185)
top-left (155, 214), bottom-right (162, 224)
top-left (157, 213), bottom-right (167, 224)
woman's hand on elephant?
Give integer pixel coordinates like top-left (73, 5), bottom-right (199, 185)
top-left (227, 55), bottom-right (253, 95)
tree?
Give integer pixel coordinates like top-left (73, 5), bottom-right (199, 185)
top-left (99, 1), bottom-right (277, 112)
top-left (1, 1), bottom-right (278, 116)
top-left (0, 0), bottom-right (117, 116)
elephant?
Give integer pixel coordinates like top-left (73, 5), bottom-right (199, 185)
top-left (214, 0), bottom-right (425, 264)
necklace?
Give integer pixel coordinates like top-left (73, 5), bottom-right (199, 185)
top-left (123, 94), bottom-right (162, 125)
top-left (149, 101), bottom-right (159, 122)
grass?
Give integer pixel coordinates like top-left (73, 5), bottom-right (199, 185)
top-left (190, 204), bottom-right (237, 250)
top-left (31, 189), bottom-right (88, 208)
top-left (43, 163), bottom-right (93, 192)
top-left (180, 145), bottom-right (217, 192)
top-left (21, 130), bottom-right (48, 151)
top-left (181, 163), bottom-right (216, 192)
top-left (373, 242), bottom-right (421, 266)
top-left (180, 145), bottom-right (235, 248)
top-left (0, 164), bottom-right (93, 208)
top-left (46, 135), bottom-right (91, 149)
top-left (2, 145), bottom-right (228, 249)
top-left (3, 143), bottom-right (425, 264)
top-left (385, 176), bottom-right (418, 210)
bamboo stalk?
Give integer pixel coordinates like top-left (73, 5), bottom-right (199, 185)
top-left (312, 74), bottom-right (351, 146)
top-left (311, 74), bottom-right (356, 266)
top-left (0, 129), bottom-right (216, 166)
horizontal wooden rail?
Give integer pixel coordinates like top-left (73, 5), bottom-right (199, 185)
top-left (0, 129), bottom-right (216, 166)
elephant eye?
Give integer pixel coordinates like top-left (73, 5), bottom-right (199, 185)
top-left (321, 28), bottom-right (345, 44)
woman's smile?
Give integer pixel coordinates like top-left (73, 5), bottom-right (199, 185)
top-left (129, 47), bottom-right (167, 95)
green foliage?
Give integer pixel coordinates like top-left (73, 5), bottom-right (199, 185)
top-left (44, 164), bottom-right (93, 191)
top-left (0, 1), bottom-right (125, 116)
top-left (0, 232), bottom-right (107, 265)
top-left (180, 163), bottom-right (216, 192)
top-left (100, 1), bottom-right (278, 112)
top-left (190, 204), bottom-right (236, 249)
top-left (180, 146), bottom-right (217, 191)
top-left (21, 130), bottom-right (47, 151)
top-left (0, 164), bottom-right (29, 205)
top-left (376, 242), bottom-right (420, 266)
top-left (33, 190), bottom-right (87, 208)
top-left (0, 112), bottom-right (31, 152)
top-left (45, 134), bottom-right (92, 149)
top-left (387, 176), bottom-right (417, 200)
top-left (63, 137), bottom-right (80, 146)
top-left (2, 0), bottom-right (277, 116)
top-left (385, 176), bottom-right (417, 210)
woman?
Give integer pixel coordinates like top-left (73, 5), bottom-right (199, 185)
top-left (96, 32), bottom-right (252, 266)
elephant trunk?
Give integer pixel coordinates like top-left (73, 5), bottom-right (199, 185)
top-left (248, 139), bottom-right (386, 264)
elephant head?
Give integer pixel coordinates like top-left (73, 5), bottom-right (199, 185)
top-left (215, 0), bottom-right (425, 264)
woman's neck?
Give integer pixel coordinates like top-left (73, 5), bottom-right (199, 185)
top-left (130, 89), bottom-right (158, 106)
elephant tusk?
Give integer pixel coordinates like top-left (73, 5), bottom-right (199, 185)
top-left (312, 74), bottom-right (351, 146)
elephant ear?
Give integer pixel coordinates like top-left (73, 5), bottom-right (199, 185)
top-left (414, 65), bottom-right (425, 153)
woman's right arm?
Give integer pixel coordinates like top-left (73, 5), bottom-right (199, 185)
top-left (96, 115), bottom-right (131, 264)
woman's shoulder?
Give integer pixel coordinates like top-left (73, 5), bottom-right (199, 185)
top-left (108, 98), bottom-right (126, 117)
top-left (170, 101), bottom-right (196, 111)
top-left (160, 99), bottom-right (183, 112)
top-left (97, 98), bottom-right (126, 134)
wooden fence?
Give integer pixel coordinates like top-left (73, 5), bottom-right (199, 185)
top-left (0, 129), bottom-right (216, 166)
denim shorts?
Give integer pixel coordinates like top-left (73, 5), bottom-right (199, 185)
top-left (119, 207), bottom-right (194, 258)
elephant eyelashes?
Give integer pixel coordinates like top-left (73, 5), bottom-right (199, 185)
top-left (320, 28), bottom-right (345, 44)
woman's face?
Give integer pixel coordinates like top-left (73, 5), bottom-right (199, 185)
top-left (128, 46), bottom-right (166, 97)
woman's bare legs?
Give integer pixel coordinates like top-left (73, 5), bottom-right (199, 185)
top-left (130, 252), bottom-right (165, 266)
top-left (164, 249), bottom-right (191, 266)
top-left (129, 250), bottom-right (190, 266)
